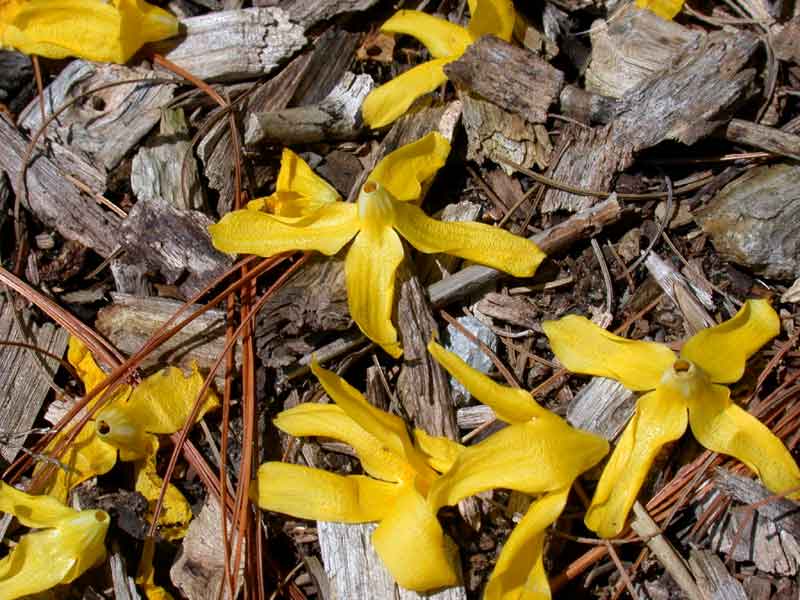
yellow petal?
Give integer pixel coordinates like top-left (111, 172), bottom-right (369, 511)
top-left (135, 440), bottom-right (193, 541)
top-left (428, 419), bottom-right (608, 510)
top-left (368, 132), bottom-right (451, 202)
top-left (251, 462), bottom-right (400, 522)
top-left (257, 148), bottom-right (341, 218)
top-left (1, 0), bottom-right (177, 63)
top-left (35, 422), bottom-right (118, 502)
top-left (344, 227), bottom-right (405, 358)
top-left (467, 0), bottom-right (515, 41)
top-left (136, 538), bottom-right (174, 600)
top-left (381, 10), bottom-right (471, 58)
top-left (680, 299), bottom-right (780, 384)
top-left (687, 383), bottom-right (800, 499)
top-left (0, 483), bottom-right (109, 598)
top-left (542, 316), bottom-right (677, 391)
top-left (67, 335), bottom-right (132, 409)
top-left (209, 202), bottom-right (359, 257)
top-left (413, 428), bottom-right (465, 473)
top-left (585, 388), bottom-right (688, 538)
top-left (428, 340), bottom-right (546, 424)
top-left (636, 0), bottom-right (684, 19)
top-left (274, 403), bottom-right (417, 484)
top-left (311, 361), bottom-right (437, 485)
top-left (372, 485), bottom-right (460, 591)
top-left (484, 487), bottom-right (570, 600)
top-left (361, 58), bottom-right (450, 129)
top-left (394, 201), bottom-right (545, 278)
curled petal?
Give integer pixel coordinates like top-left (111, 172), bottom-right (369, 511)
top-left (542, 316), bottom-right (676, 391)
top-left (688, 384), bottom-right (800, 499)
top-left (369, 132), bottom-right (451, 202)
top-left (0, 483), bottom-right (108, 599)
top-left (585, 388), bottom-right (688, 538)
top-left (681, 299), bottom-right (780, 384)
top-left (209, 202), bottom-right (359, 257)
top-left (372, 485), bottom-right (460, 591)
top-left (428, 419), bottom-right (608, 510)
top-left (67, 335), bottom-right (131, 408)
top-left (274, 403), bottom-right (417, 484)
top-left (1, 0), bottom-right (178, 63)
top-left (311, 361), bottom-right (437, 485)
top-left (361, 58), bottom-right (449, 129)
top-left (636, 0), bottom-right (684, 19)
top-left (394, 201), bottom-right (545, 277)
top-left (381, 10), bottom-right (471, 59)
top-left (135, 439), bottom-right (193, 540)
top-left (259, 148), bottom-right (341, 217)
top-left (413, 428), bottom-right (465, 473)
top-left (483, 488), bottom-right (570, 600)
top-left (136, 538), bottom-right (174, 600)
top-left (252, 462), bottom-right (400, 522)
top-left (344, 227), bottom-right (405, 358)
top-left (428, 340), bottom-right (546, 424)
top-left (467, 0), bottom-right (515, 41)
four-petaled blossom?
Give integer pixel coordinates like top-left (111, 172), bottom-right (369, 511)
top-left (543, 299), bottom-right (800, 538)
top-left (361, 0), bottom-right (515, 128)
top-left (251, 359), bottom-right (465, 591)
top-left (209, 132), bottom-right (545, 358)
top-left (0, 482), bottom-right (109, 599)
top-left (427, 341), bottom-right (608, 600)
top-left (37, 336), bottom-right (219, 539)
top-left (0, 0), bottom-right (178, 63)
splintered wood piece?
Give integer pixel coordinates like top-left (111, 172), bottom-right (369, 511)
top-left (0, 115), bottom-right (121, 257)
top-left (444, 35), bottom-right (564, 123)
top-left (725, 119), bottom-right (800, 161)
top-left (689, 550), bottom-right (747, 600)
top-left (19, 60), bottom-right (175, 174)
top-left (317, 522), bottom-right (467, 600)
top-left (245, 71), bottom-right (373, 145)
top-left (276, 0), bottom-right (381, 29)
top-left (0, 295), bottom-right (68, 462)
top-left (566, 377), bottom-right (634, 441)
top-left (585, 4), bottom-right (703, 98)
top-left (96, 293), bottom-right (239, 379)
top-left (150, 7), bottom-right (306, 82)
top-left (644, 253), bottom-right (714, 335)
top-left (119, 194), bottom-right (232, 299)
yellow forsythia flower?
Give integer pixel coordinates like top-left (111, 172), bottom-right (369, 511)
top-left (427, 341), bottom-right (608, 600)
top-left (361, 0), bottom-right (515, 128)
top-left (636, 0), bottom-right (684, 20)
top-left (209, 132), bottom-right (545, 357)
top-left (0, 482), bottom-right (109, 599)
top-left (0, 0), bottom-right (178, 63)
top-left (543, 299), bottom-right (800, 538)
top-left (37, 336), bottom-right (219, 539)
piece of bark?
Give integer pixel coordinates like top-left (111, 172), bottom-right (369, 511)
top-left (0, 115), bottom-right (121, 257)
top-left (0, 296), bottom-right (68, 462)
top-left (566, 377), bottom-right (635, 441)
top-left (0, 50), bottom-right (31, 102)
top-left (96, 293), bottom-right (238, 380)
top-left (110, 258), bottom-right (151, 297)
top-left (771, 16), bottom-right (800, 64)
top-left (456, 405), bottom-right (494, 429)
top-left (317, 521), bottom-right (467, 600)
top-left (558, 85), bottom-right (619, 125)
top-left (266, 0), bottom-right (381, 29)
top-left (19, 60), bottom-right (174, 176)
top-left (543, 28), bottom-right (759, 212)
top-left (444, 35), bottom-right (564, 124)
top-left (644, 253), bottom-right (714, 335)
top-left (150, 7), bottom-right (306, 82)
top-left (131, 108), bottom-right (205, 211)
top-left (688, 550), bottom-right (747, 600)
top-left (429, 196), bottom-right (623, 307)
top-left (171, 498), bottom-right (244, 599)
top-left (695, 163), bottom-right (800, 280)
top-left (200, 27), bottom-right (360, 214)
top-left (474, 292), bottom-right (540, 330)
top-left (725, 119), bottom-right (800, 161)
top-left (119, 195), bottom-right (231, 298)
top-left (245, 71), bottom-right (373, 145)
top-left (585, 4), bottom-right (704, 98)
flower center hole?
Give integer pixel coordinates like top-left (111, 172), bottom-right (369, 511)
top-left (363, 181), bottom-right (377, 193)
top-left (97, 421), bottom-right (110, 435)
top-left (673, 359), bottom-right (691, 372)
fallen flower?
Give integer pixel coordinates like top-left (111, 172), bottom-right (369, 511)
top-left (427, 341), bottom-right (609, 600)
top-left (0, 0), bottom-right (178, 63)
top-left (0, 481), bottom-right (109, 599)
top-left (37, 336), bottom-right (218, 539)
top-left (361, 0), bottom-right (515, 128)
top-left (251, 359), bottom-right (464, 591)
top-left (543, 299), bottom-right (800, 538)
top-left (210, 132), bottom-right (545, 357)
